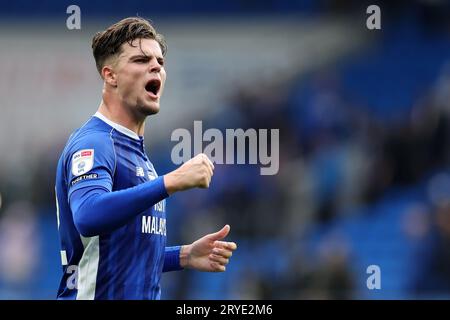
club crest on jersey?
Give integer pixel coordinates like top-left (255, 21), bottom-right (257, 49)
top-left (71, 149), bottom-right (94, 176)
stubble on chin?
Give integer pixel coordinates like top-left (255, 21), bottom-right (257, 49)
top-left (137, 103), bottom-right (160, 116)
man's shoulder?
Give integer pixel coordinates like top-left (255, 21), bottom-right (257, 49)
top-left (64, 116), bottom-right (115, 158)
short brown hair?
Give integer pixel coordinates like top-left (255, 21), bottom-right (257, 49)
top-left (91, 17), bottom-right (167, 75)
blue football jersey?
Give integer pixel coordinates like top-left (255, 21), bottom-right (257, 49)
top-left (55, 112), bottom-right (168, 300)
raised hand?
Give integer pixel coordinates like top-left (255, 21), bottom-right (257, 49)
top-left (164, 153), bottom-right (214, 194)
top-left (180, 225), bottom-right (237, 272)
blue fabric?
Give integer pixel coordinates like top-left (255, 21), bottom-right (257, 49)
top-left (163, 246), bottom-right (183, 272)
top-left (70, 177), bottom-right (168, 237)
top-left (55, 116), bottom-right (181, 300)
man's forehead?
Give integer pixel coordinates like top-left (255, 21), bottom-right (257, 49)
top-left (120, 38), bottom-right (162, 57)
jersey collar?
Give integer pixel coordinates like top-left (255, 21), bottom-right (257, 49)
top-left (94, 111), bottom-right (141, 141)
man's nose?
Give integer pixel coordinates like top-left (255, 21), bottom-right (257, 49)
top-left (149, 61), bottom-right (161, 73)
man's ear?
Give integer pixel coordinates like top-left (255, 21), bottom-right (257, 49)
top-left (102, 65), bottom-right (117, 87)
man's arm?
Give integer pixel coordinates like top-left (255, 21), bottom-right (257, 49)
top-left (70, 153), bottom-right (215, 237)
top-left (70, 176), bottom-right (168, 237)
top-left (163, 225), bottom-right (237, 273)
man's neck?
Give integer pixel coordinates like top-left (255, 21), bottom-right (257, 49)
top-left (97, 100), bottom-right (145, 137)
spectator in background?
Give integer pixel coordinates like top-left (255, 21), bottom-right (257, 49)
top-left (0, 201), bottom-right (40, 299)
top-left (414, 199), bottom-right (450, 298)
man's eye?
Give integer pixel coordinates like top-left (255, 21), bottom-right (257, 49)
top-left (158, 59), bottom-right (164, 66)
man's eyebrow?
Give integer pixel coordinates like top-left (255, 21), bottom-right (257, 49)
top-left (128, 53), bottom-right (164, 60)
top-left (129, 54), bottom-right (150, 60)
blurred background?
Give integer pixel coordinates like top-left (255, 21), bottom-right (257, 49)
top-left (1, 0), bottom-right (450, 299)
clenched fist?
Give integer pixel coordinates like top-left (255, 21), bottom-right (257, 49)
top-left (164, 153), bottom-right (214, 194)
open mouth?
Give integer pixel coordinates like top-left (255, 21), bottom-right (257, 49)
top-left (145, 79), bottom-right (161, 97)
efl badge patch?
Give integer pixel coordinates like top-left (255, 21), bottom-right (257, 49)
top-left (71, 149), bottom-right (94, 176)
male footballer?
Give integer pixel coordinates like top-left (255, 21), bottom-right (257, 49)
top-left (55, 17), bottom-right (237, 300)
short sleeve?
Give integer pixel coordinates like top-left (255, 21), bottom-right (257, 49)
top-left (66, 131), bottom-right (116, 200)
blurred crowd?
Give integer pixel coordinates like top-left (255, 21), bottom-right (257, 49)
top-left (157, 9), bottom-right (450, 299)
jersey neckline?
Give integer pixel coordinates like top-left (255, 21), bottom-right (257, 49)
top-left (94, 111), bottom-right (142, 141)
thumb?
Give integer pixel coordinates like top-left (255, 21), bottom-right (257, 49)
top-left (207, 224), bottom-right (230, 241)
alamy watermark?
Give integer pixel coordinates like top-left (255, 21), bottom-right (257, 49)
top-left (366, 264), bottom-right (381, 290)
top-left (66, 5), bottom-right (81, 30)
top-left (66, 265), bottom-right (78, 290)
top-left (366, 5), bottom-right (381, 30)
top-left (171, 121), bottom-right (279, 175)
